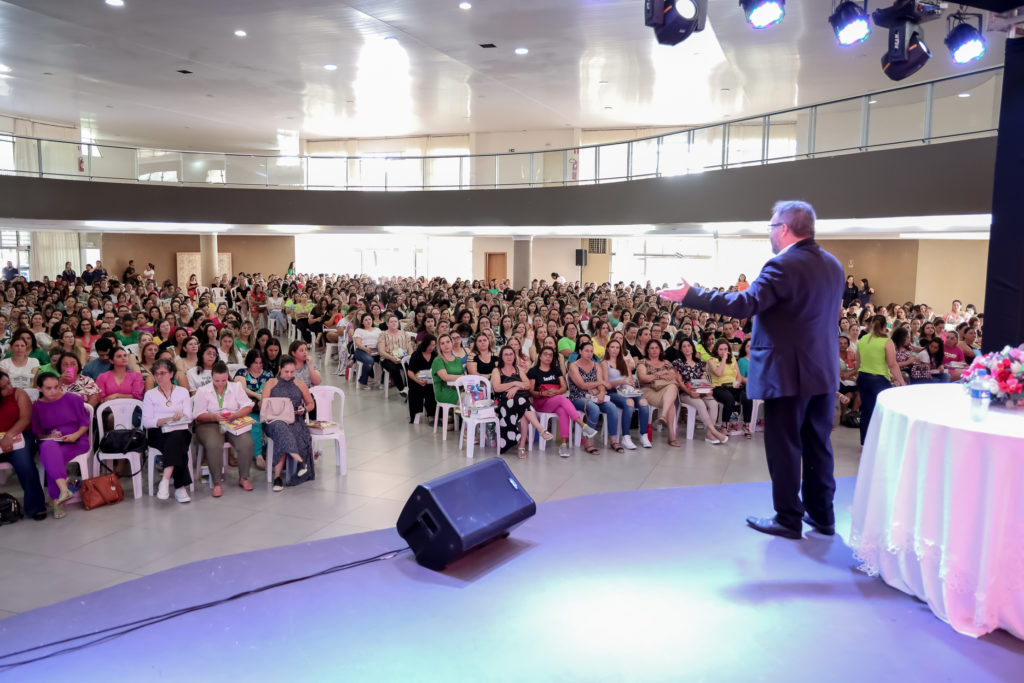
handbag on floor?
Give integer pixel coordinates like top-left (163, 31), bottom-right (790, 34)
top-left (0, 492), bottom-right (22, 524)
top-left (80, 472), bottom-right (125, 510)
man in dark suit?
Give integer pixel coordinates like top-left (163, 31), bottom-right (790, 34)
top-left (659, 201), bottom-right (844, 539)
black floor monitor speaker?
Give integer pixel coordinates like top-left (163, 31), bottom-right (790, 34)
top-left (396, 458), bottom-right (536, 570)
top-left (575, 249), bottom-right (588, 267)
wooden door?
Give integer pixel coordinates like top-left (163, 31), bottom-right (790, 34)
top-left (485, 252), bottom-right (507, 284)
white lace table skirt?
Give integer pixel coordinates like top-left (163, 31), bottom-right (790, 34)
top-left (849, 384), bottom-right (1024, 639)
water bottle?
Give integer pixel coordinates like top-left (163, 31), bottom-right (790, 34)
top-left (969, 368), bottom-right (991, 422)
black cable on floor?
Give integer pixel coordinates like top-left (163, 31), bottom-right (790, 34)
top-left (0, 545), bottom-right (410, 671)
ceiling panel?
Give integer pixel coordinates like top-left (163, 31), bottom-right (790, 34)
top-left (0, 0), bottom-right (1007, 152)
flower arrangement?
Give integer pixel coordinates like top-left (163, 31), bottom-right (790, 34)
top-left (961, 344), bottom-right (1024, 407)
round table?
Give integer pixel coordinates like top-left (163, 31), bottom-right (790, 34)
top-left (849, 383), bottom-right (1024, 639)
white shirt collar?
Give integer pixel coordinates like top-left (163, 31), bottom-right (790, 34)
top-left (776, 240), bottom-right (799, 256)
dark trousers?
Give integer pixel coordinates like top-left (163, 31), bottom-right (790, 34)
top-left (381, 359), bottom-right (407, 392)
top-left (1, 436), bottom-right (45, 517)
top-left (763, 393), bottom-right (837, 530)
top-left (148, 428), bottom-right (193, 490)
top-left (856, 372), bottom-right (893, 446)
top-left (295, 319), bottom-right (312, 344)
top-left (713, 385), bottom-right (753, 423)
top-left (408, 379), bottom-right (436, 423)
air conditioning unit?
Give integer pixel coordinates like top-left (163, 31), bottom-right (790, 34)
top-left (587, 238), bottom-right (609, 254)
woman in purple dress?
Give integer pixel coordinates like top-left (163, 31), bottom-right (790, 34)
top-left (31, 372), bottom-right (90, 519)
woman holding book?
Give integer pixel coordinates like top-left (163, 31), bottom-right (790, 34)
top-left (31, 372), bottom-right (91, 519)
top-left (193, 361), bottom-right (255, 497)
top-left (143, 358), bottom-right (193, 503)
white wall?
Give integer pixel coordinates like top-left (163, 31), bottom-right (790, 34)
top-left (532, 237), bottom-right (581, 283)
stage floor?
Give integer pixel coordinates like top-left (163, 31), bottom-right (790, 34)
top-left (0, 477), bottom-right (1020, 681)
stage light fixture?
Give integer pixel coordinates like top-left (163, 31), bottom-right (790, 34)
top-left (829, 1), bottom-right (871, 45)
top-left (944, 12), bottom-right (986, 64)
top-left (872, 0), bottom-right (942, 81)
top-left (739, 0), bottom-right (784, 29)
top-left (644, 0), bottom-right (707, 46)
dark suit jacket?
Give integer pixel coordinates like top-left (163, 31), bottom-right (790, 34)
top-left (682, 238), bottom-right (844, 400)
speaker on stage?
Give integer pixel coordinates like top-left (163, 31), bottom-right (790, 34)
top-left (396, 458), bottom-right (536, 570)
top-left (575, 249), bottom-right (588, 267)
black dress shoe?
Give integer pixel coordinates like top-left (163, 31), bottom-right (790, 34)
top-left (746, 515), bottom-right (802, 539)
top-left (32, 511), bottom-right (48, 521)
top-left (802, 513), bottom-right (835, 536)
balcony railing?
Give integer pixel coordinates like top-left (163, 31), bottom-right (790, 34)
top-left (0, 66), bottom-right (1002, 191)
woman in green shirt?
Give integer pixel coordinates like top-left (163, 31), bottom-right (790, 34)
top-left (855, 314), bottom-right (905, 446)
top-left (557, 321), bottom-right (579, 361)
top-left (431, 333), bottom-right (464, 405)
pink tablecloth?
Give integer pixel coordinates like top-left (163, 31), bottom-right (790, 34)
top-left (849, 383), bottom-right (1024, 639)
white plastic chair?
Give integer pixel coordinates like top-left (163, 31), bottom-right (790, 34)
top-left (572, 400), bottom-right (609, 447)
top-left (227, 363), bottom-right (245, 378)
top-left (263, 436), bottom-right (303, 484)
top-left (189, 395), bottom-right (232, 487)
top-left (751, 399), bottom-right (765, 432)
top-left (527, 411), bottom-right (558, 451)
top-left (433, 381), bottom-right (461, 440)
top-left (675, 398), bottom-right (724, 440)
top-left (354, 355), bottom-right (383, 388)
top-left (453, 376), bottom-right (498, 459)
top-left (310, 385), bottom-right (347, 474)
top-left (24, 388), bottom-right (39, 402)
top-left (95, 400), bottom-right (145, 499)
top-left (211, 287), bottom-right (227, 305)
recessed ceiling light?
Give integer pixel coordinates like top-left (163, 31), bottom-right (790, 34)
top-left (604, 106), bottom-right (612, 110)
top-left (459, 2), bottom-right (472, 9)
top-left (869, 99), bottom-right (878, 104)
top-left (598, 80), bottom-right (608, 84)
top-left (514, 47), bottom-right (529, 55)
top-left (479, 43), bottom-right (497, 49)
top-left (0, 64), bottom-right (10, 73)
top-left (105, 0), bottom-right (124, 6)
top-left (958, 92), bottom-right (971, 98)
top-left (323, 63), bottom-right (338, 71)
top-left (234, 29), bottom-right (247, 38)
top-left (176, 69), bottom-right (193, 75)
top-left (383, 36), bottom-right (398, 43)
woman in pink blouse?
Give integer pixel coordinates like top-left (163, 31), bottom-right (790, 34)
top-left (96, 347), bottom-right (145, 402)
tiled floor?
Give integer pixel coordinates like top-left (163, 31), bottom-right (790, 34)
top-left (0, 362), bottom-right (863, 618)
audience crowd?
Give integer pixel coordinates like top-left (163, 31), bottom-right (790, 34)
top-left (0, 260), bottom-right (983, 521)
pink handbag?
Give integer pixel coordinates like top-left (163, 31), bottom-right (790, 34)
top-left (260, 397), bottom-right (295, 424)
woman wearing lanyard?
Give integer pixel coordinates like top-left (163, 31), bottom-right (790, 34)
top-left (193, 361), bottom-right (255, 497)
top-left (143, 358), bottom-right (194, 503)
top-left (855, 314), bottom-right (905, 446)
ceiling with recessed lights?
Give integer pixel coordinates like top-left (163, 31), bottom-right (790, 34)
top-left (0, 0), bottom-right (1007, 152)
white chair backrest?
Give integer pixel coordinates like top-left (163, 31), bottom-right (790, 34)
top-left (123, 344), bottom-right (139, 357)
top-left (96, 398), bottom-right (141, 440)
top-left (453, 374), bottom-right (492, 408)
top-left (24, 387), bottom-right (39, 402)
top-left (85, 402), bottom-right (95, 450)
top-left (227, 363), bottom-right (245, 378)
top-left (310, 385), bottom-right (345, 428)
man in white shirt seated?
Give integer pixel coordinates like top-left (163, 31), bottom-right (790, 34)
top-left (192, 361), bottom-right (256, 497)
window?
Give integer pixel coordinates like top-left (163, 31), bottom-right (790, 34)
top-left (0, 135), bottom-right (13, 174)
top-left (0, 230), bottom-right (31, 278)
